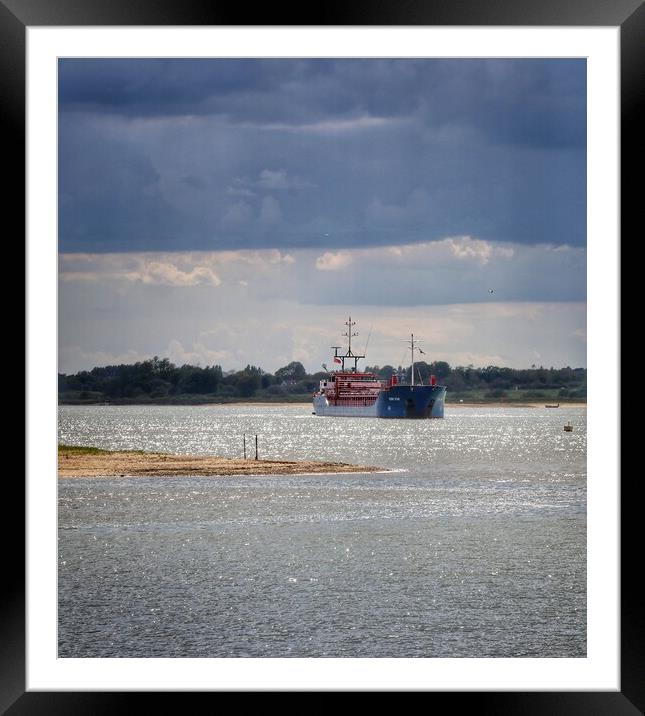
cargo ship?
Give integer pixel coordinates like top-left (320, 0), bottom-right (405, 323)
top-left (313, 317), bottom-right (446, 418)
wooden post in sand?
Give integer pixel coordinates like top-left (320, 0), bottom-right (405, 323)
top-left (255, 434), bottom-right (258, 460)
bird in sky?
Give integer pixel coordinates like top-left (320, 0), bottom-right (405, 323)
top-left (488, 288), bottom-right (495, 294)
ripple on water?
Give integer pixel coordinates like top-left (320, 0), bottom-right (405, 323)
top-left (58, 404), bottom-right (586, 658)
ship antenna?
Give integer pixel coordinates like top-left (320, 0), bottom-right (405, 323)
top-left (363, 324), bottom-right (373, 357)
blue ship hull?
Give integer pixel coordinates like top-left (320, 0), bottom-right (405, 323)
top-left (376, 384), bottom-right (446, 418)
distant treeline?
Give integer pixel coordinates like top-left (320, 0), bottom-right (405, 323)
top-left (58, 356), bottom-right (586, 404)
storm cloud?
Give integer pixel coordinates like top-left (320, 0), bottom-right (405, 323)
top-left (58, 59), bottom-right (586, 253)
top-left (58, 58), bottom-right (587, 373)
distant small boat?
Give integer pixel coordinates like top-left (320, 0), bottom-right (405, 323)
top-left (545, 403), bottom-right (560, 408)
top-left (563, 421), bottom-right (573, 432)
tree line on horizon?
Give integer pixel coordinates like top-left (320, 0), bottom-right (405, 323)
top-left (58, 356), bottom-right (587, 404)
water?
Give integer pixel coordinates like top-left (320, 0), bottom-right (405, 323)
top-left (58, 404), bottom-right (586, 658)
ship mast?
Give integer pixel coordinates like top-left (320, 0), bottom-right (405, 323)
top-left (411, 333), bottom-right (415, 387)
top-left (332, 316), bottom-right (365, 372)
top-left (344, 316), bottom-right (358, 356)
top-left (406, 334), bottom-right (424, 386)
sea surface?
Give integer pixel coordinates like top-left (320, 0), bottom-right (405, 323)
top-left (58, 404), bottom-right (586, 658)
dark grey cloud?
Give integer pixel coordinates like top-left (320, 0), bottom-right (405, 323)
top-left (59, 59), bottom-right (585, 147)
top-left (58, 58), bottom-right (586, 253)
top-left (59, 116), bottom-right (186, 251)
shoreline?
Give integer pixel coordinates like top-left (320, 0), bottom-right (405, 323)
top-left (242, 401), bottom-right (587, 408)
top-left (450, 402), bottom-right (586, 408)
top-left (58, 446), bottom-right (381, 478)
top-left (59, 400), bottom-right (587, 409)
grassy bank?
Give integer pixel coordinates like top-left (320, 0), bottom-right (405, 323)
top-left (59, 444), bottom-right (146, 456)
top-left (445, 389), bottom-right (586, 405)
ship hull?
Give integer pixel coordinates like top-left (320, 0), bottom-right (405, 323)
top-left (377, 385), bottom-right (446, 418)
top-left (313, 385), bottom-right (446, 418)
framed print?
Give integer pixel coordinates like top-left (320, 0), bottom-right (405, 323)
top-left (9, 0), bottom-right (640, 711)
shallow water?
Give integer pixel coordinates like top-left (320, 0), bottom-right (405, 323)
top-left (58, 404), bottom-right (586, 657)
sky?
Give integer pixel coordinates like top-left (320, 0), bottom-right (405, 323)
top-left (58, 58), bottom-right (587, 374)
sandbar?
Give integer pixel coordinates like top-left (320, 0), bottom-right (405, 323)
top-left (58, 446), bottom-right (380, 478)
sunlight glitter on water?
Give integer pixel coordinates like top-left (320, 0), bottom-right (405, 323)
top-left (58, 404), bottom-right (586, 658)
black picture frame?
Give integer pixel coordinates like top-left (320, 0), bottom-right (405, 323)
top-left (9, 0), bottom-right (638, 711)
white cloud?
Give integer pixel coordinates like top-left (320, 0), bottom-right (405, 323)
top-left (58, 345), bottom-right (151, 372)
top-left (58, 239), bottom-right (586, 373)
top-left (166, 338), bottom-right (230, 367)
top-left (59, 249), bottom-right (296, 288)
top-left (312, 237), bottom-right (516, 273)
top-left (445, 237), bottom-right (493, 264)
top-left (58, 271), bottom-right (99, 283)
top-left (58, 239), bottom-right (584, 308)
top-left (127, 261), bottom-right (222, 287)
top-left (315, 251), bottom-right (353, 271)
top-left (59, 286), bottom-right (587, 374)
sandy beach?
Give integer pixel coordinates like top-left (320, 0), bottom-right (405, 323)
top-left (58, 446), bottom-right (381, 478)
